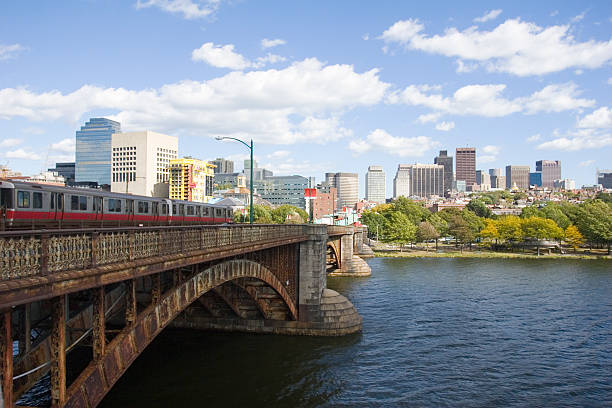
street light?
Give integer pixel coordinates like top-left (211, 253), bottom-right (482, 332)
top-left (215, 136), bottom-right (254, 224)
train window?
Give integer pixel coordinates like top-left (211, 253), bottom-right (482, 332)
top-left (172, 204), bottom-right (176, 215)
top-left (187, 206), bottom-right (194, 216)
top-left (215, 208), bottom-right (222, 216)
top-left (138, 201), bottom-right (149, 213)
top-left (57, 194), bottom-right (63, 210)
top-left (161, 204), bottom-right (168, 215)
top-left (115, 199), bottom-right (122, 212)
top-left (71, 195), bottom-right (79, 210)
top-left (202, 207), bottom-right (209, 216)
top-left (179, 204), bottom-right (184, 215)
top-left (108, 199), bottom-right (122, 213)
top-left (1, 189), bottom-right (13, 209)
top-left (33, 192), bottom-right (43, 209)
top-left (18, 191), bottom-right (30, 208)
top-left (80, 196), bottom-right (87, 211)
top-left (50, 193), bottom-right (55, 210)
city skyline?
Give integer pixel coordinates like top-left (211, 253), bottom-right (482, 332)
top-left (1, 1), bottom-right (612, 197)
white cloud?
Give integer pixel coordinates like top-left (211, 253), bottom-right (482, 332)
top-left (267, 150), bottom-right (290, 159)
top-left (192, 43), bottom-right (286, 70)
top-left (389, 82), bottom-right (593, 117)
top-left (550, 10), bottom-right (559, 17)
top-left (135, 0), bottom-right (219, 19)
top-left (578, 107), bottom-right (612, 128)
top-left (50, 138), bottom-right (76, 153)
top-left (479, 145), bottom-right (500, 163)
top-left (580, 159), bottom-right (595, 166)
top-left (416, 112), bottom-right (442, 123)
top-left (21, 126), bottom-right (44, 135)
top-left (0, 58), bottom-right (389, 145)
top-left (261, 38), bottom-right (286, 49)
top-left (435, 121), bottom-right (455, 131)
top-left (262, 159), bottom-right (330, 176)
top-left (0, 44), bottom-right (24, 61)
top-left (5, 148), bottom-right (42, 160)
top-left (0, 138), bottom-right (23, 148)
top-left (474, 9), bottom-right (502, 23)
top-left (379, 18), bottom-right (612, 76)
top-left (526, 134), bottom-right (541, 142)
top-left (537, 129), bottom-right (612, 151)
top-left (363, 34), bottom-right (370, 41)
top-left (571, 11), bottom-right (586, 23)
top-left (192, 42), bottom-right (251, 70)
top-left (348, 129), bottom-right (438, 157)
top-left (607, 78), bottom-right (612, 85)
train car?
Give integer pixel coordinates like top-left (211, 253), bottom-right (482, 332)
top-left (0, 180), bottom-right (233, 230)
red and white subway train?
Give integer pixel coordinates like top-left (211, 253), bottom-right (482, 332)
top-left (0, 180), bottom-right (234, 230)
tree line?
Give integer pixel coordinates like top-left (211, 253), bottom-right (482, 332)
top-left (360, 194), bottom-right (612, 254)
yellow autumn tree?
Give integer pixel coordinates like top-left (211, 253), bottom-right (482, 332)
top-left (564, 225), bottom-right (585, 252)
top-left (479, 219), bottom-right (499, 245)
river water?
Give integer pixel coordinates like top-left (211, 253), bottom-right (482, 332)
top-left (95, 258), bottom-right (611, 407)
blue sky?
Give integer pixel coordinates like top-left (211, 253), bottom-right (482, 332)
top-left (1, 0), bottom-right (611, 196)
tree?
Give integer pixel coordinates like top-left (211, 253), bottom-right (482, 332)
top-left (416, 221), bottom-right (439, 251)
top-left (233, 204), bottom-right (272, 223)
top-left (270, 205), bottom-right (309, 224)
top-left (428, 213), bottom-right (448, 248)
top-left (392, 197), bottom-right (431, 225)
top-left (521, 216), bottom-right (564, 255)
top-left (461, 209), bottom-right (486, 235)
top-left (479, 219), bottom-right (499, 247)
top-left (564, 225), bottom-right (584, 253)
top-left (575, 200), bottom-right (612, 254)
top-left (360, 210), bottom-right (388, 240)
top-left (496, 215), bottom-right (524, 246)
top-left (467, 199), bottom-right (492, 218)
top-left (383, 211), bottom-right (417, 250)
top-left (540, 203), bottom-right (571, 229)
top-left (447, 214), bottom-right (474, 251)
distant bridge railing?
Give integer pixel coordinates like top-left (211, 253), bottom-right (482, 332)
top-left (0, 224), bottom-right (307, 281)
top-left (327, 225), bottom-right (352, 236)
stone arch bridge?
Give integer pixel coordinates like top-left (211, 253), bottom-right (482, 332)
top-left (0, 224), bottom-right (369, 408)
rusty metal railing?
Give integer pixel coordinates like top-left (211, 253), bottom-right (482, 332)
top-left (0, 224), bottom-right (309, 281)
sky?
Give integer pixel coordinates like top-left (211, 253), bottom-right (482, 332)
top-left (1, 0), bottom-right (611, 197)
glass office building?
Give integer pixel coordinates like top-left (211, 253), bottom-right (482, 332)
top-left (75, 118), bottom-right (121, 185)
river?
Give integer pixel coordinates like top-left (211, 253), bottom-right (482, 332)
top-left (94, 258), bottom-right (610, 406)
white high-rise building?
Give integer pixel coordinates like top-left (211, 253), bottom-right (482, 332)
top-left (111, 131), bottom-right (178, 197)
top-left (365, 165), bottom-right (386, 203)
top-left (393, 164), bottom-right (411, 199)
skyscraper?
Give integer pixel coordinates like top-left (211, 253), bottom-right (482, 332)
top-left (597, 169), bottom-right (612, 188)
top-left (456, 147), bottom-right (476, 187)
top-left (408, 164), bottom-right (445, 198)
top-left (434, 150), bottom-right (453, 193)
top-left (535, 160), bottom-right (561, 189)
top-left (489, 168), bottom-right (505, 189)
top-left (326, 172), bottom-right (358, 209)
top-left (169, 157), bottom-right (215, 202)
top-left (506, 165), bottom-right (530, 190)
top-left (393, 165), bottom-right (411, 199)
top-left (75, 118), bottom-right (121, 185)
top-left (476, 170), bottom-right (491, 187)
top-left (210, 158), bottom-right (234, 174)
top-left (365, 165), bottom-right (386, 203)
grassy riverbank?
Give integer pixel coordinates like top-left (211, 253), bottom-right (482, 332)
top-left (373, 249), bottom-right (611, 260)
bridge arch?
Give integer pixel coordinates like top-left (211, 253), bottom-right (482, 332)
top-left (63, 259), bottom-right (297, 407)
top-left (327, 240), bottom-right (341, 270)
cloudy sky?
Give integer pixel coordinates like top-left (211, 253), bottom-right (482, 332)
top-left (1, 1), bottom-right (611, 195)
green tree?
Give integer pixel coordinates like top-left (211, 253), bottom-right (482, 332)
top-left (233, 204), bottom-right (272, 223)
top-left (448, 214), bottom-right (475, 250)
top-left (392, 196), bottom-right (431, 225)
top-left (416, 221), bottom-right (439, 251)
top-left (521, 216), bottom-right (564, 255)
top-left (564, 225), bottom-right (585, 252)
top-left (575, 200), bottom-right (612, 254)
top-left (428, 213), bottom-right (448, 247)
top-left (467, 199), bottom-right (492, 218)
top-left (360, 209), bottom-right (388, 240)
top-left (540, 203), bottom-right (571, 229)
top-left (270, 205), bottom-right (309, 224)
top-left (521, 206), bottom-right (542, 219)
top-left (383, 211), bottom-right (417, 250)
top-left (461, 208), bottom-right (486, 234)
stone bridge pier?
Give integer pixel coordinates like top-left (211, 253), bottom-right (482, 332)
top-left (327, 226), bottom-right (373, 277)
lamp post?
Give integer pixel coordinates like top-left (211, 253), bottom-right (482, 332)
top-left (215, 136), bottom-right (254, 224)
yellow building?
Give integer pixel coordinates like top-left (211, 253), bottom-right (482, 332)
top-left (169, 157), bottom-right (215, 202)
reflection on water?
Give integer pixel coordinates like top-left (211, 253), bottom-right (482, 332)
top-left (78, 258), bottom-right (612, 406)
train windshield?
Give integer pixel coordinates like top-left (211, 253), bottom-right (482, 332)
top-left (0, 188), bottom-right (13, 209)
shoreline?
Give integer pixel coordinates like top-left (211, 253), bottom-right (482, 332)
top-left (372, 250), bottom-right (611, 260)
